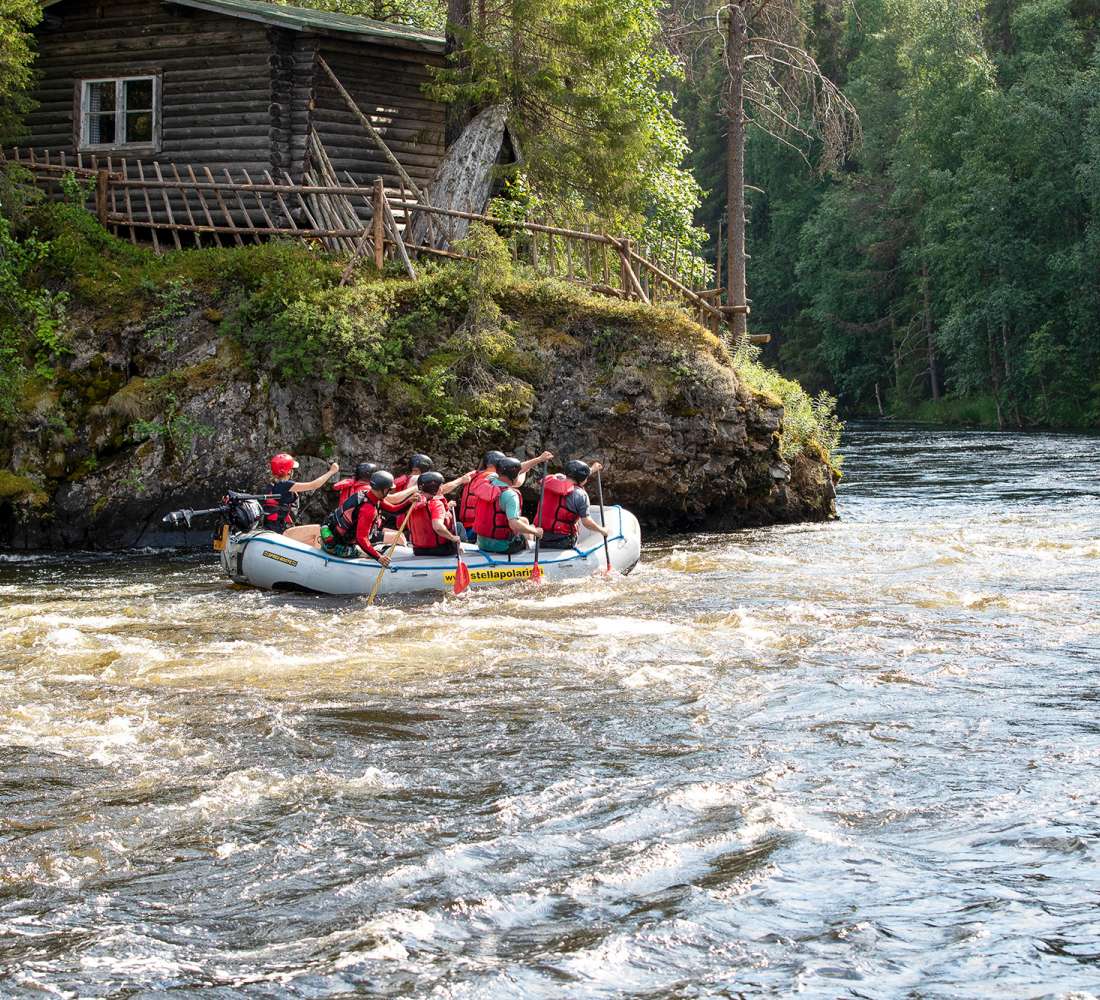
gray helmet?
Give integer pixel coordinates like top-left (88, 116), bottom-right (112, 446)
top-left (410, 453), bottom-right (433, 473)
top-left (482, 449), bottom-right (506, 470)
top-left (417, 471), bottom-right (444, 494)
top-left (496, 456), bottom-right (522, 482)
top-left (369, 470), bottom-right (395, 493)
top-left (355, 461), bottom-right (379, 481)
top-left (564, 459), bottom-right (591, 483)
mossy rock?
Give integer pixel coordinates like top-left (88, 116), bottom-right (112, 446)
top-left (0, 470), bottom-right (49, 507)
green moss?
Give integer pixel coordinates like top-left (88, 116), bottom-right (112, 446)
top-left (0, 470), bottom-right (47, 506)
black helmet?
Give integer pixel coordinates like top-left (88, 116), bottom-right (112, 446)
top-left (355, 461), bottom-right (379, 481)
top-left (369, 470), bottom-right (395, 493)
top-left (564, 459), bottom-right (591, 483)
top-left (496, 456), bottom-right (522, 482)
top-left (482, 449), bottom-right (506, 470)
top-left (418, 471), bottom-right (444, 494)
top-left (410, 453), bottom-right (433, 472)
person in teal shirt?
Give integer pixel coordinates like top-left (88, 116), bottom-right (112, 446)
top-left (475, 457), bottom-right (544, 555)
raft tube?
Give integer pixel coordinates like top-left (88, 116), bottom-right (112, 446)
top-left (219, 505), bottom-right (641, 597)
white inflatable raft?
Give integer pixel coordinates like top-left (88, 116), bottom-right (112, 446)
top-left (219, 505), bottom-right (641, 597)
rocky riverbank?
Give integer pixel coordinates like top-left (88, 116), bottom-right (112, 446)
top-left (0, 205), bottom-right (839, 549)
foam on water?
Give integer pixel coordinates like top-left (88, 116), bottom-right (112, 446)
top-left (1, 424), bottom-right (1099, 996)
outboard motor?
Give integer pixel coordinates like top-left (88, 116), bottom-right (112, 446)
top-left (162, 491), bottom-right (273, 537)
top-left (227, 497), bottom-right (264, 533)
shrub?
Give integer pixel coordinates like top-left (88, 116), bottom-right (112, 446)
top-left (733, 341), bottom-right (843, 464)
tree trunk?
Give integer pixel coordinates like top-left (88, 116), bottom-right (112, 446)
top-left (406, 104), bottom-right (509, 249)
top-left (921, 261), bottom-right (940, 400)
top-left (445, 0), bottom-right (473, 147)
top-left (725, 3), bottom-right (749, 342)
top-left (987, 325), bottom-right (1004, 430)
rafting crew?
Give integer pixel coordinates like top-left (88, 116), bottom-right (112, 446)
top-left (472, 456), bottom-right (546, 555)
top-left (264, 452), bottom-right (340, 546)
top-left (319, 470), bottom-right (419, 565)
top-left (457, 449), bottom-right (554, 542)
top-left (263, 448), bottom-right (608, 561)
top-left (537, 460), bottom-right (611, 549)
top-left (380, 453), bottom-right (433, 529)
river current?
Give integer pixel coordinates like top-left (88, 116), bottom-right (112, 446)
top-left (1, 425), bottom-right (1098, 998)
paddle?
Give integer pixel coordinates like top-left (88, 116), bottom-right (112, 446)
top-left (451, 501), bottom-right (470, 595)
top-left (531, 460), bottom-right (549, 584)
top-left (366, 502), bottom-right (415, 607)
top-left (595, 468), bottom-right (612, 575)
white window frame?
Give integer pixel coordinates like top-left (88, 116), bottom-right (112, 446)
top-left (77, 75), bottom-right (160, 152)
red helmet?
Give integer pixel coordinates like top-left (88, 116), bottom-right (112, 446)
top-left (270, 453), bottom-right (298, 477)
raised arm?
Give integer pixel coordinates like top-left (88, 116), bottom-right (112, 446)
top-left (384, 484), bottom-right (420, 507)
top-left (292, 462), bottom-right (340, 493)
top-left (440, 471), bottom-right (475, 496)
top-left (519, 450), bottom-right (553, 475)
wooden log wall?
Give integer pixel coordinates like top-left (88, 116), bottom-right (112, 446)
top-left (311, 36), bottom-right (446, 222)
top-left (27, 0), bottom-right (273, 180)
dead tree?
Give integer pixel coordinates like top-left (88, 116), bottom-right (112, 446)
top-left (667, 1), bottom-right (861, 342)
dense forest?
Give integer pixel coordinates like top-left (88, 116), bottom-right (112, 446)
top-left (681, 0), bottom-right (1100, 428)
top-left (3, 0), bottom-right (1099, 428)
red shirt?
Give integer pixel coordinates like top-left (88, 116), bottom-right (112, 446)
top-left (354, 491), bottom-right (385, 559)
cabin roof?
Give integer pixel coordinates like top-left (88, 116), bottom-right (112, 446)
top-left (41, 0), bottom-right (446, 50)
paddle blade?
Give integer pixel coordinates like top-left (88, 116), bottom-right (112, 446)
top-left (531, 561), bottom-right (543, 584)
top-left (454, 559), bottom-right (471, 595)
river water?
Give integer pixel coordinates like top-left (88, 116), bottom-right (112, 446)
top-left (1, 425), bottom-right (1098, 998)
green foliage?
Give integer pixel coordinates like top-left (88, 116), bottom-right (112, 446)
top-left (686, 0), bottom-right (1100, 429)
top-left (271, 0), bottom-right (444, 29)
top-left (130, 393), bottom-right (216, 458)
top-left (733, 341), bottom-right (844, 464)
top-left (0, 0), bottom-right (41, 144)
top-left (143, 276), bottom-right (194, 349)
top-left (431, 0), bottom-right (704, 249)
top-left (0, 213), bottom-right (68, 414)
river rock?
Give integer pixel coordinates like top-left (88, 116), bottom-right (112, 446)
top-left (0, 288), bottom-right (838, 550)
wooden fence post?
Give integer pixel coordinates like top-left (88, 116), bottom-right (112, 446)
top-left (95, 169), bottom-right (109, 226)
top-left (373, 177), bottom-right (385, 271)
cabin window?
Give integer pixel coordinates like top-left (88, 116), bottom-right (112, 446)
top-left (79, 76), bottom-right (158, 150)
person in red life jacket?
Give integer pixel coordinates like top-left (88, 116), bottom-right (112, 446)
top-left (381, 453), bottom-right (433, 529)
top-left (406, 471), bottom-right (465, 557)
top-left (264, 452), bottom-right (339, 546)
top-left (537, 460), bottom-right (611, 550)
top-left (318, 469), bottom-right (417, 563)
top-left (332, 461), bottom-right (379, 507)
top-left (474, 456), bottom-right (543, 556)
top-left (458, 448), bottom-right (554, 541)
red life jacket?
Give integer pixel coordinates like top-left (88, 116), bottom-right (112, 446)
top-left (325, 490), bottom-right (380, 544)
top-left (538, 474), bottom-right (581, 537)
top-left (458, 470), bottom-right (489, 528)
top-left (472, 477), bottom-right (517, 541)
top-left (263, 480), bottom-right (299, 532)
top-left (408, 495), bottom-right (452, 549)
top-left (333, 477), bottom-right (369, 506)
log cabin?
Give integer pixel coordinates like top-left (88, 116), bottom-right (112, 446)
top-left (24, 0), bottom-right (447, 198)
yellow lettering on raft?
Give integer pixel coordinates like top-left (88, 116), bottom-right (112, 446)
top-left (261, 550), bottom-right (299, 567)
top-left (442, 565), bottom-right (535, 585)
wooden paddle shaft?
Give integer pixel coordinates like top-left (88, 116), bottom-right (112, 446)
top-left (367, 503), bottom-right (415, 606)
top-left (595, 469), bottom-right (612, 570)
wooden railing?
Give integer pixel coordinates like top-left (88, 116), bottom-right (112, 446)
top-left (5, 146), bottom-right (759, 339)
